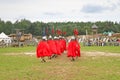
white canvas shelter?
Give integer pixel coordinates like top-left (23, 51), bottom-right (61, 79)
top-left (0, 32), bottom-right (11, 44)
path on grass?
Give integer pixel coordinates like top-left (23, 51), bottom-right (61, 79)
top-left (82, 51), bottom-right (120, 57)
top-left (23, 51), bottom-right (120, 57)
top-left (5, 51), bottom-right (120, 57)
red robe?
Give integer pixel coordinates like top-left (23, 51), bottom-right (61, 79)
top-left (47, 39), bottom-right (57, 54)
top-left (54, 39), bottom-right (61, 55)
top-left (59, 39), bottom-right (64, 53)
top-left (62, 39), bottom-right (66, 51)
top-left (75, 40), bottom-right (81, 57)
top-left (60, 39), bottom-right (66, 53)
top-left (67, 40), bottom-right (81, 57)
top-left (36, 40), bottom-right (51, 58)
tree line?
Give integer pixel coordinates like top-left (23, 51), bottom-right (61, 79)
top-left (0, 19), bottom-right (120, 36)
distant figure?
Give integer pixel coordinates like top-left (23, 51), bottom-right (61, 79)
top-left (36, 36), bottom-right (51, 62)
top-left (67, 36), bottom-right (81, 61)
top-left (73, 28), bottom-right (79, 36)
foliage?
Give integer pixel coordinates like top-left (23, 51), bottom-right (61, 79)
top-left (0, 18), bottom-right (120, 36)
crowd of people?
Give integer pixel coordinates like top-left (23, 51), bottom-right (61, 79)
top-left (36, 35), bottom-right (81, 62)
top-left (81, 37), bottom-right (120, 46)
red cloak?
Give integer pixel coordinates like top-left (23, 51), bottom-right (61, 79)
top-left (36, 40), bottom-right (51, 58)
top-left (67, 40), bottom-right (81, 57)
top-left (62, 39), bottom-right (66, 51)
top-left (59, 39), bottom-right (66, 53)
top-left (54, 39), bottom-right (61, 55)
top-left (47, 39), bottom-right (57, 54)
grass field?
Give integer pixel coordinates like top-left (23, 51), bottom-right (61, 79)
top-left (0, 46), bottom-right (120, 80)
top-left (81, 46), bottom-right (120, 53)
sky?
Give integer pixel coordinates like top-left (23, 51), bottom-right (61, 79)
top-left (0, 0), bottom-right (120, 23)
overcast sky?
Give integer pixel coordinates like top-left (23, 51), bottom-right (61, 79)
top-left (0, 0), bottom-right (120, 22)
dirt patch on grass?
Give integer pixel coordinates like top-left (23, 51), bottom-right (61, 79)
top-left (24, 52), bottom-right (35, 56)
top-left (4, 53), bottom-right (23, 56)
top-left (82, 51), bottom-right (120, 57)
top-left (4, 52), bottom-right (35, 56)
top-left (24, 51), bottom-right (120, 57)
top-left (4, 51), bottom-right (120, 57)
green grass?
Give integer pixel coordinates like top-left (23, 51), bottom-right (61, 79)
top-left (81, 46), bottom-right (120, 53)
top-left (0, 55), bottom-right (120, 80)
top-left (0, 46), bottom-right (36, 54)
top-left (0, 46), bottom-right (120, 80)
top-left (0, 45), bottom-right (120, 54)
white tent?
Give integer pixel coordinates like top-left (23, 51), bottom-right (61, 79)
top-left (0, 32), bottom-right (11, 44)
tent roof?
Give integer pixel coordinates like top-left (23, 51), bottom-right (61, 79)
top-left (92, 24), bottom-right (98, 29)
top-left (0, 32), bottom-right (10, 39)
top-left (103, 31), bottom-right (114, 34)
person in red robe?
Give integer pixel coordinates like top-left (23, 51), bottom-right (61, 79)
top-left (47, 35), bottom-right (57, 59)
top-left (62, 37), bottom-right (67, 52)
top-left (75, 38), bottom-right (81, 57)
top-left (59, 36), bottom-right (64, 53)
top-left (67, 36), bottom-right (81, 61)
top-left (54, 36), bottom-right (61, 56)
top-left (59, 36), bottom-right (66, 53)
top-left (36, 36), bottom-right (51, 62)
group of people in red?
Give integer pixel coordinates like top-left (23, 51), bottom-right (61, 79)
top-left (36, 35), bottom-right (81, 62)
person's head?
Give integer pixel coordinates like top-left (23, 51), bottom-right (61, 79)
top-left (59, 36), bottom-right (62, 39)
top-left (42, 36), bottom-right (47, 41)
top-left (48, 35), bottom-right (52, 40)
top-left (54, 36), bottom-right (57, 40)
top-left (71, 36), bottom-right (75, 40)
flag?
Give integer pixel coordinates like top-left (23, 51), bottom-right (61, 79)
top-left (63, 31), bottom-right (66, 36)
top-left (73, 28), bottom-right (78, 35)
top-left (56, 29), bottom-right (62, 35)
top-left (45, 27), bottom-right (48, 35)
top-left (42, 27), bottom-right (45, 36)
top-left (52, 26), bottom-right (54, 34)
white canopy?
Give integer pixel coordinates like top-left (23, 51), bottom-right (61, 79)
top-left (0, 32), bottom-right (11, 43)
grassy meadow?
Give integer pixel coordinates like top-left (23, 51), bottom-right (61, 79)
top-left (81, 46), bottom-right (120, 53)
top-left (0, 46), bottom-right (120, 80)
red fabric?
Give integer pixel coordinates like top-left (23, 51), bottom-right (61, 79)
top-left (63, 39), bottom-right (66, 51)
top-left (47, 39), bottom-right (57, 54)
top-left (59, 39), bottom-right (64, 53)
top-left (63, 31), bottom-right (66, 36)
top-left (60, 39), bottom-right (66, 53)
top-left (75, 40), bottom-right (81, 57)
top-left (73, 28), bottom-right (78, 35)
top-left (54, 39), bottom-right (61, 55)
top-left (36, 40), bottom-right (51, 58)
top-left (56, 29), bottom-right (62, 35)
top-left (118, 39), bottom-right (120, 42)
top-left (67, 40), bottom-right (81, 57)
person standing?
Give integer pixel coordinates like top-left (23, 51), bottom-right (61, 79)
top-left (36, 36), bottom-right (51, 62)
top-left (67, 36), bottom-right (81, 61)
top-left (47, 35), bottom-right (57, 59)
top-left (59, 36), bottom-right (66, 53)
top-left (54, 36), bottom-right (61, 56)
